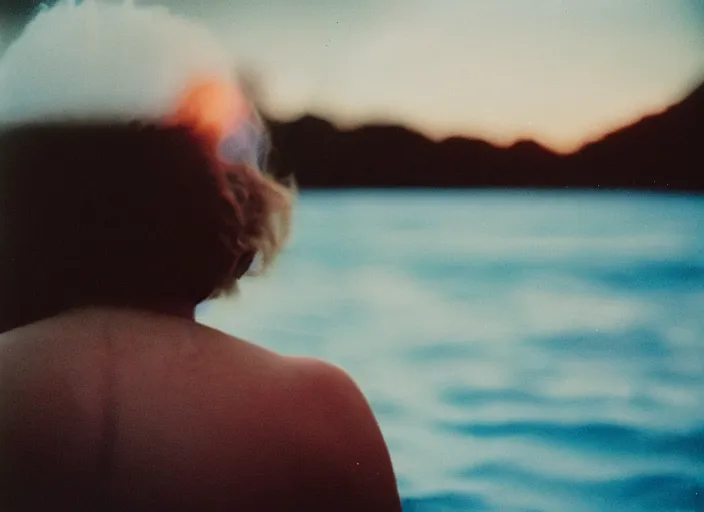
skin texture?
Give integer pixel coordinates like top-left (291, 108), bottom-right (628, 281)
top-left (0, 307), bottom-right (402, 511)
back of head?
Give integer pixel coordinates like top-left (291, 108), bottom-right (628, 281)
top-left (0, 1), bottom-right (294, 332)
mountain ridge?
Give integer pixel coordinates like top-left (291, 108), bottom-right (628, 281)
top-left (266, 80), bottom-right (703, 191)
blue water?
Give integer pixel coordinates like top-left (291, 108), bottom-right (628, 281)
top-left (197, 191), bottom-right (704, 512)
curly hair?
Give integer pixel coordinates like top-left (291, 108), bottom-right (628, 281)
top-left (0, 121), bottom-right (294, 332)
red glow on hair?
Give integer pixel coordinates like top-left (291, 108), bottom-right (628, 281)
top-left (167, 79), bottom-right (249, 147)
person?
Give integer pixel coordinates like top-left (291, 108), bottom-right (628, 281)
top-left (0, 2), bottom-right (402, 511)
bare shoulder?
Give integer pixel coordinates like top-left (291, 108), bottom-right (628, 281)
top-left (277, 357), bottom-right (402, 512)
top-left (283, 357), bottom-right (384, 422)
top-left (177, 334), bottom-right (401, 510)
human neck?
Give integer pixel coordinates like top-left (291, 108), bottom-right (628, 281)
top-left (91, 301), bottom-right (197, 322)
top-left (141, 302), bottom-right (197, 321)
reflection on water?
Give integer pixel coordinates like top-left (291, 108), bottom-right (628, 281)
top-left (198, 191), bottom-right (704, 512)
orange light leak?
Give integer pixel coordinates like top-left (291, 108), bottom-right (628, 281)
top-left (167, 78), bottom-right (249, 148)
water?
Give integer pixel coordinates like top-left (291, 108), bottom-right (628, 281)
top-left (197, 190), bottom-right (704, 512)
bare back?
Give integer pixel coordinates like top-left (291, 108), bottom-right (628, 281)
top-left (0, 307), bottom-right (401, 511)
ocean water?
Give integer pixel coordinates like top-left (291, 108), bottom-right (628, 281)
top-left (197, 191), bottom-right (704, 512)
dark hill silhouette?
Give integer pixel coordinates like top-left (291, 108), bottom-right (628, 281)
top-left (567, 82), bottom-right (703, 190)
top-left (267, 81), bottom-right (703, 191)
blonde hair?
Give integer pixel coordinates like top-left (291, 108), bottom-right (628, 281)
top-left (0, 122), bottom-right (294, 332)
top-left (214, 161), bottom-right (296, 297)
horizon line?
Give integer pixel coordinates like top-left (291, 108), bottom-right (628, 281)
top-left (265, 76), bottom-right (703, 156)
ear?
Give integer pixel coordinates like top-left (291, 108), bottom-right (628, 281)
top-left (232, 250), bottom-right (256, 280)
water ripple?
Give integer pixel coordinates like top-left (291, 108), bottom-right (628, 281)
top-left (462, 463), bottom-right (704, 511)
top-left (401, 492), bottom-right (490, 512)
top-left (441, 420), bottom-right (704, 461)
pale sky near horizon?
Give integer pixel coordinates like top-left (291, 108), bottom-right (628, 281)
top-left (3, 0), bottom-right (704, 152)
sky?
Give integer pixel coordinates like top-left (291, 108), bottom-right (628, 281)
top-left (2, 0), bottom-right (704, 153)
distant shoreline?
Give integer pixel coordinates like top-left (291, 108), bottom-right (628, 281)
top-left (267, 81), bottom-right (703, 192)
top-left (292, 187), bottom-right (704, 196)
